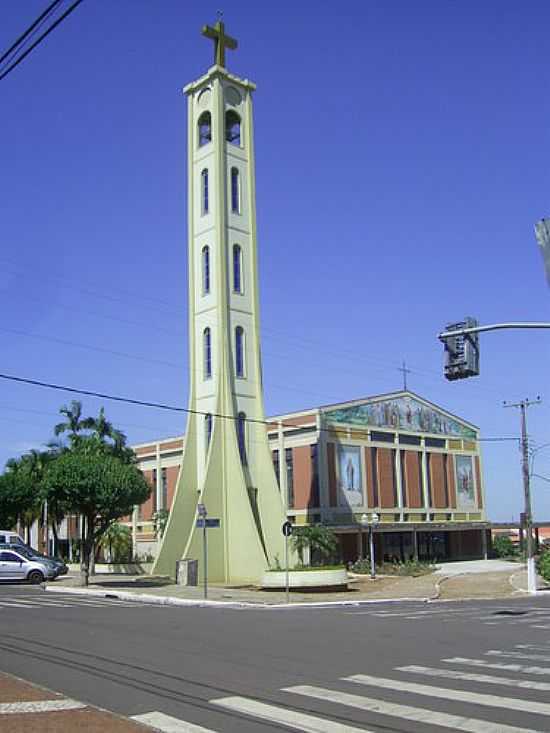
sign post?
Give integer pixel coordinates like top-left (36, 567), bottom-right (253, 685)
top-left (282, 521), bottom-right (293, 604)
top-left (197, 503), bottom-right (208, 599)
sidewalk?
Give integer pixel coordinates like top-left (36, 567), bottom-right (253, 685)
top-left (0, 671), bottom-right (150, 733)
top-left (47, 559), bottom-right (544, 607)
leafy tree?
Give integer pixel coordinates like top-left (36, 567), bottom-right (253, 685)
top-left (43, 445), bottom-right (150, 586)
top-left (2, 453), bottom-right (44, 542)
top-left (0, 472), bottom-right (19, 529)
top-left (54, 400), bottom-right (90, 443)
top-left (99, 523), bottom-right (132, 563)
top-left (291, 524), bottom-right (338, 566)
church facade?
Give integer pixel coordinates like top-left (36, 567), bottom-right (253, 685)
top-left (130, 390), bottom-right (489, 565)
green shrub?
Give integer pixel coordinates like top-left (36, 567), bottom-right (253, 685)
top-left (493, 535), bottom-right (517, 558)
top-left (537, 548), bottom-right (550, 583)
top-left (382, 559), bottom-right (436, 577)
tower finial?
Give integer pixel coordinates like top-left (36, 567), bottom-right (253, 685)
top-left (202, 18), bottom-right (238, 68)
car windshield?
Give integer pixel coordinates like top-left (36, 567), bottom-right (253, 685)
top-left (12, 547), bottom-right (34, 559)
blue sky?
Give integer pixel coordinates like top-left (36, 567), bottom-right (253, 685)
top-left (2, 0), bottom-right (550, 522)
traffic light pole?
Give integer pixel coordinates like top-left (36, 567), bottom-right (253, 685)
top-left (504, 398), bottom-right (541, 595)
top-left (439, 322), bottom-right (550, 340)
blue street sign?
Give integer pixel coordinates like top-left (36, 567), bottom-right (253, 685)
top-left (196, 518), bottom-right (220, 528)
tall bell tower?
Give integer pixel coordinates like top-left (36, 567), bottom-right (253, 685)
top-left (153, 21), bottom-right (287, 583)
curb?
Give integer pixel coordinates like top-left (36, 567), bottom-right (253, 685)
top-left (45, 584), bottom-right (441, 609)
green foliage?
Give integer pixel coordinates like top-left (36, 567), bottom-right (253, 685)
top-left (348, 557), bottom-right (373, 574)
top-left (99, 523), bottom-right (132, 563)
top-left (493, 535), bottom-right (518, 558)
top-left (381, 559), bottom-right (436, 576)
top-left (537, 547), bottom-right (550, 583)
top-left (153, 509), bottom-right (170, 539)
top-left (290, 524), bottom-right (338, 566)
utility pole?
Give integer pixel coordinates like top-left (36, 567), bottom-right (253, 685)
top-left (504, 397), bottom-right (541, 594)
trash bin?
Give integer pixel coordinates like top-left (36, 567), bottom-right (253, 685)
top-left (176, 559), bottom-right (198, 586)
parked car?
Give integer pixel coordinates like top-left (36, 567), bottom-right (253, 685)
top-left (0, 530), bottom-right (25, 545)
top-left (0, 544), bottom-right (68, 577)
top-left (0, 549), bottom-right (57, 584)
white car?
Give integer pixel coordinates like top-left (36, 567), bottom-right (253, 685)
top-left (0, 549), bottom-right (57, 584)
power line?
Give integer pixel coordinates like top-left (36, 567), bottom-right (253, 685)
top-left (0, 0), bottom-right (84, 82)
top-left (0, 371), bottom-right (521, 446)
top-left (0, 0), bottom-right (62, 69)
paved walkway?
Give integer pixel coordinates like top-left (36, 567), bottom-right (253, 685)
top-left (48, 559), bottom-right (546, 606)
top-left (0, 671), bottom-right (150, 732)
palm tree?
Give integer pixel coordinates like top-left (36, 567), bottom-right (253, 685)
top-left (88, 407), bottom-right (128, 458)
top-left (54, 400), bottom-right (89, 444)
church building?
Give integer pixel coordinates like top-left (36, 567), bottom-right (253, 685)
top-left (130, 390), bottom-right (489, 565)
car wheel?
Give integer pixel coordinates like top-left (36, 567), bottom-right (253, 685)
top-left (27, 570), bottom-right (44, 585)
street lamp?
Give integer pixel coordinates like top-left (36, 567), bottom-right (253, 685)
top-left (360, 513), bottom-right (369, 560)
top-left (369, 513), bottom-right (380, 579)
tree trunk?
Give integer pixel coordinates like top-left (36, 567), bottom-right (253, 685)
top-left (79, 516), bottom-right (89, 587)
top-left (51, 522), bottom-right (59, 557)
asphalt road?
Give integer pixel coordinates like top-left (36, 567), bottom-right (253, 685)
top-left (1, 583), bottom-right (550, 732)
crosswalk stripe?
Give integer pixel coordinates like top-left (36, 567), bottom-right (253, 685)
top-left (345, 672), bottom-right (550, 716)
top-left (397, 664), bottom-right (550, 691)
top-left (132, 711), bottom-right (217, 732)
top-left (0, 601), bottom-right (40, 607)
top-left (285, 685), bottom-right (539, 733)
top-left (0, 699), bottom-right (86, 714)
top-left (445, 656), bottom-right (550, 676)
top-left (212, 695), bottom-right (370, 732)
top-left (487, 650), bottom-right (550, 663)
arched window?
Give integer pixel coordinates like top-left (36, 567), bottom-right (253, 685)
top-left (198, 112), bottom-right (212, 146)
top-left (203, 327), bottom-right (212, 379)
top-left (232, 244), bottom-right (242, 293)
top-left (205, 413), bottom-right (213, 449)
top-left (230, 167), bottom-right (240, 214)
top-left (201, 169), bottom-right (209, 214)
top-left (237, 412), bottom-right (247, 464)
top-left (235, 326), bottom-right (244, 377)
top-left (202, 246), bottom-right (210, 294)
top-left (225, 110), bottom-right (241, 145)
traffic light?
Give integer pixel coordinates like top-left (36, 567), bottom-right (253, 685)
top-left (442, 318), bottom-right (480, 380)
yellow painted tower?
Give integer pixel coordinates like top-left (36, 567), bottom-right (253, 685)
top-left (153, 22), bottom-right (287, 582)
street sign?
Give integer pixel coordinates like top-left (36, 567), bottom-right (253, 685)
top-left (196, 518), bottom-right (220, 528)
top-left (197, 503), bottom-right (207, 518)
top-left (282, 521), bottom-right (293, 537)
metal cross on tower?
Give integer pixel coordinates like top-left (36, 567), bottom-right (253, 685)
top-left (201, 20), bottom-right (238, 68)
top-left (398, 360), bottom-right (411, 391)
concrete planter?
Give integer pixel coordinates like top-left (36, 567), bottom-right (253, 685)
top-left (261, 568), bottom-right (348, 590)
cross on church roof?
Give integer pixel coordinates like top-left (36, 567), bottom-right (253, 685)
top-left (201, 20), bottom-right (238, 68)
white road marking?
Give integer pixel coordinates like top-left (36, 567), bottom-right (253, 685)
top-left (516, 643), bottom-right (550, 650)
top-left (487, 650), bottom-right (550, 663)
top-left (285, 685), bottom-right (539, 733)
top-left (213, 696), bottom-right (371, 732)
top-left (346, 672), bottom-right (550, 716)
top-left (0, 601), bottom-right (39, 607)
top-left (0, 699), bottom-right (86, 714)
top-left (445, 656), bottom-right (550, 676)
top-left (397, 664), bottom-right (550, 691)
top-left (132, 711), bottom-right (217, 732)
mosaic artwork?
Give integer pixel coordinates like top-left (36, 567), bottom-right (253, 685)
top-left (337, 444), bottom-right (364, 508)
top-left (324, 396), bottom-right (476, 439)
top-left (455, 454), bottom-right (476, 510)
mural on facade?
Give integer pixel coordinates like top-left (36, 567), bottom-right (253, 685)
top-left (324, 396), bottom-right (476, 438)
top-left (337, 444), bottom-right (364, 507)
top-left (455, 455), bottom-right (476, 510)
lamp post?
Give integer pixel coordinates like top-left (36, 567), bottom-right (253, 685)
top-left (360, 513), bottom-right (369, 560)
top-left (369, 512), bottom-right (379, 579)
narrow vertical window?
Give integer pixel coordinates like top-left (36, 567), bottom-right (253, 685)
top-left (205, 413), bottom-right (213, 451)
top-left (233, 244), bottom-right (242, 293)
top-left (198, 111), bottom-right (212, 146)
top-left (286, 447), bottom-right (294, 508)
top-left (202, 246), bottom-right (210, 294)
top-left (230, 167), bottom-right (240, 213)
top-left (237, 412), bottom-right (247, 464)
top-left (201, 168), bottom-right (209, 214)
top-left (235, 326), bottom-right (244, 377)
top-left (161, 468), bottom-right (167, 509)
top-left (225, 110), bottom-right (241, 145)
top-left (310, 444), bottom-right (320, 506)
top-left (203, 327), bottom-right (212, 379)
top-left (272, 449), bottom-right (280, 488)
top-left (152, 469), bottom-right (157, 514)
